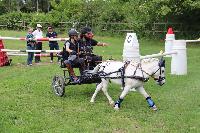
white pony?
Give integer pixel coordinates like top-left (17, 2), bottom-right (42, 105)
top-left (90, 58), bottom-right (165, 110)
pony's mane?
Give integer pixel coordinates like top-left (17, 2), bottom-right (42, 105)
top-left (129, 58), bottom-right (159, 66)
top-left (141, 58), bottom-right (159, 64)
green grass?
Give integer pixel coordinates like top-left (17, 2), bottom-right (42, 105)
top-left (0, 30), bottom-right (200, 132)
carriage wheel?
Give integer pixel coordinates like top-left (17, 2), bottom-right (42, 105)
top-left (52, 75), bottom-right (65, 97)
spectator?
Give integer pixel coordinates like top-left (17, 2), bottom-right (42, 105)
top-left (33, 24), bottom-right (43, 63)
top-left (26, 27), bottom-right (35, 66)
top-left (46, 26), bottom-right (59, 63)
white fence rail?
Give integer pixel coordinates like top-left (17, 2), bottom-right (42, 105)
top-left (1, 49), bottom-right (61, 53)
top-left (0, 37), bottom-right (69, 41)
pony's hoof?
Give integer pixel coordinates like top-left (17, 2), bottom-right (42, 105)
top-left (114, 104), bottom-right (120, 110)
top-left (114, 106), bottom-right (119, 110)
top-left (90, 99), bottom-right (95, 103)
top-left (151, 105), bottom-right (158, 111)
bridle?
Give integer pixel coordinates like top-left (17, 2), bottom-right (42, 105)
top-left (150, 64), bottom-right (165, 83)
top-left (150, 58), bottom-right (165, 85)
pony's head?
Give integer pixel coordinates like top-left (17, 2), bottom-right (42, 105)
top-left (152, 58), bottom-right (166, 86)
top-left (142, 58), bottom-right (166, 86)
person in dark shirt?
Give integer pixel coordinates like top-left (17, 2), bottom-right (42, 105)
top-left (79, 27), bottom-right (108, 69)
top-left (63, 29), bottom-right (85, 83)
top-left (46, 26), bottom-right (59, 63)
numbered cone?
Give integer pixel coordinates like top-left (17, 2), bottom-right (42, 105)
top-left (122, 33), bottom-right (140, 62)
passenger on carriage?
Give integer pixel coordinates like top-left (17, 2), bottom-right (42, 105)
top-left (79, 27), bottom-right (109, 69)
top-left (63, 29), bottom-right (85, 83)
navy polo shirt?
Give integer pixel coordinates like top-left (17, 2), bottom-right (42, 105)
top-left (46, 32), bottom-right (58, 43)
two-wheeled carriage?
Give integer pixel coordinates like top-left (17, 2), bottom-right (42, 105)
top-left (51, 54), bottom-right (102, 97)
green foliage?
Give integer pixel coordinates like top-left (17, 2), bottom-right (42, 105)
top-left (0, 1), bottom-right (8, 15)
top-left (0, 0), bottom-right (200, 37)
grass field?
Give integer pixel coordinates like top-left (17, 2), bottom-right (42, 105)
top-left (0, 30), bottom-right (200, 133)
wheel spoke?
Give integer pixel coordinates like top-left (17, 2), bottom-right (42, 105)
top-left (52, 75), bottom-right (65, 97)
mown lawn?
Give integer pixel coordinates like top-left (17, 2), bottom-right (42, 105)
top-left (0, 30), bottom-right (200, 133)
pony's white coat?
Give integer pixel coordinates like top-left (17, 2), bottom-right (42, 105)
top-left (90, 58), bottom-right (165, 110)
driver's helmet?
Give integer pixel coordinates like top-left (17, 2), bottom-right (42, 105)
top-left (68, 29), bottom-right (78, 37)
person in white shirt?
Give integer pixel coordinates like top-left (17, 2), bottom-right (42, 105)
top-left (32, 24), bottom-right (43, 63)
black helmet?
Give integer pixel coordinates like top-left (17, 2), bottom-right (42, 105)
top-left (68, 29), bottom-right (78, 37)
top-left (81, 27), bottom-right (92, 34)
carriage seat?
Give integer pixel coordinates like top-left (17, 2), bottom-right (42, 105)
top-left (60, 60), bottom-right (80, 69)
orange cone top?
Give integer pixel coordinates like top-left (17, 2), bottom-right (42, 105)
top-left (167, 27), bottom-right (174, 34)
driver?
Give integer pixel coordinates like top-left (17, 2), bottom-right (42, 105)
top-left (79, 27), bottom-right (108, 69)
top-left (63, 29), bottom-right (85, 83)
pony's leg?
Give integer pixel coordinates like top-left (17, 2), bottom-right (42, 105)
top-left (90, 82), bottom-right (103, 103)
top-left (114, 85), bottom-right (132, 110)
top-left (101, 79), bottom-right (114, 105)
top-left (136, 86), bottom-right (157, 111)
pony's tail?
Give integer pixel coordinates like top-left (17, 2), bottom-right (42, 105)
top-left (90, 64), bottom-right (101, 74)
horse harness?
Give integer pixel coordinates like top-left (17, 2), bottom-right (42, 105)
top-left (97, 61), bottom-right (150, 89)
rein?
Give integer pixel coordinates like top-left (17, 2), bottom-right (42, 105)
top-left (97, 59), bottom-right (165, 85)
top-left (98, 61), bottom-right (149, 82)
